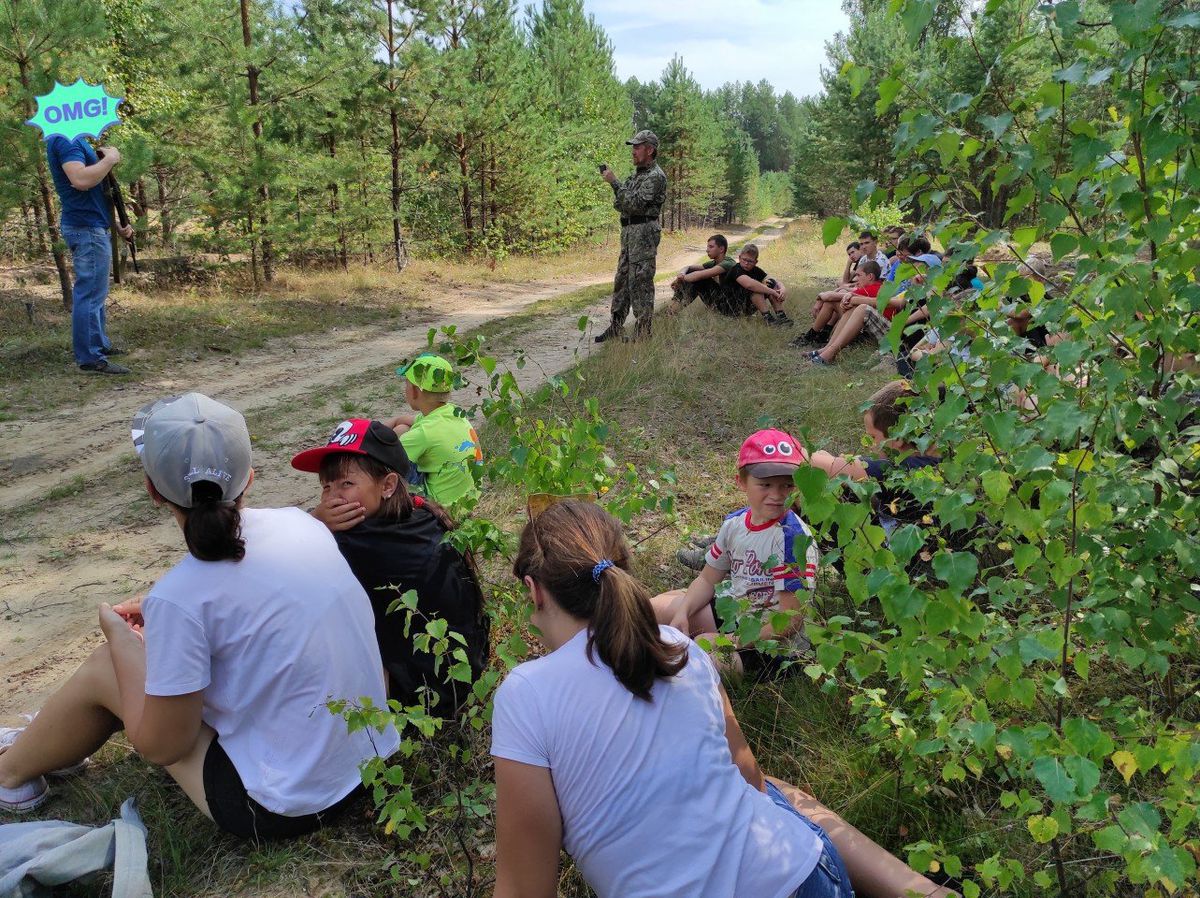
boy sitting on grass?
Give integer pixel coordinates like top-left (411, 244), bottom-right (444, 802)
top-left (794, 260), bottom-right (884, 348)
top-left (721, 243), bottom-right (793, 326)
top-left (383, 352), bottom-right (482, 508)
top-left (803, 380), bottom-right (940, 537)
top-left (667, 233), bottom-right (737, 314)
top-left (653, 429), bottom-right (817, 676)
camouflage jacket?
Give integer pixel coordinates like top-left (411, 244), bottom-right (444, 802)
top-left (612, 163), bottom-right (667, 221)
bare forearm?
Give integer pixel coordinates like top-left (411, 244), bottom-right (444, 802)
top-left (107, 631), bottom-right (147, 734)
top-left (69, 157), bottom-right (118, 190)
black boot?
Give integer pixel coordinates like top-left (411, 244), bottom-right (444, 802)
top-left (595, 322), bottom-right (624, 343)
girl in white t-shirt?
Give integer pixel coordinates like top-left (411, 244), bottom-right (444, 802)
top-left (491, 500), bottom-right (952, 898)
top-left (0, 393), bottom-right (399, 839)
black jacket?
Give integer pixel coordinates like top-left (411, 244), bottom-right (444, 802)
top-left (334, 508), bottom-right (489, 715)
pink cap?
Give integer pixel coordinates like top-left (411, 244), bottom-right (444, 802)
top-left (737, 428), bottom-right (804, 478)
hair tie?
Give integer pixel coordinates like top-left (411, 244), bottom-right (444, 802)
top-left (413, 496), bottom-right (425, 508)
top-left (592, 559), bottom-right (614, 582)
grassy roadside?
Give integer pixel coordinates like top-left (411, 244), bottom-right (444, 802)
top-left (0, 223), bottom-right (727, 418)
top-left (6, 219), bottom-right (997, 897)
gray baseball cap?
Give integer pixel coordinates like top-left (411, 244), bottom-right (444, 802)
top-left (131, 393), bottom-right (252, 508)
top-left (626, 129), bottom-right (659, 148)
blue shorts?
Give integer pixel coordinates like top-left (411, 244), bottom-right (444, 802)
top-left (766, 781), bottom-right (855, 898)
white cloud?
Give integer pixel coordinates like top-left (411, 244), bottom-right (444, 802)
top-left (584, 0), bottom-right (847, 96)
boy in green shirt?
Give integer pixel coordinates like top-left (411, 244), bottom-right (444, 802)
top-left (385, 353), bottom-right (482, 507)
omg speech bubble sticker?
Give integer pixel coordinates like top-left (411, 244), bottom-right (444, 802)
top-left (25, 79), bottom-right (123, 142)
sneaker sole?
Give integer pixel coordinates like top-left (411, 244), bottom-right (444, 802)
top-left (0, 783), bottom-right (49, 813)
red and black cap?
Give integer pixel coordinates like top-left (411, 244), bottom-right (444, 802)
top-left (290, 419), bottom-right (410, 476)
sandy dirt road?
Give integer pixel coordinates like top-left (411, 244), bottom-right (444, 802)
top-left (0, 220), bottom-right (788, 716)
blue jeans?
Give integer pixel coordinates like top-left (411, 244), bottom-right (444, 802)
top-left (63, 224), bottom-right (113, 365)
top-left (765, 782), bottom-right (855, 898)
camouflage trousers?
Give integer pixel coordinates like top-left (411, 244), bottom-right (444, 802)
top-left (610, 223), bottom-right (661, 326)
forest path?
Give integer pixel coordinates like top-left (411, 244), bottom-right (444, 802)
top-left (0, 218), bottom-right (789, 715)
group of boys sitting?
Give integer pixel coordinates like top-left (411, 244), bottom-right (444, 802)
top-left (664, 227), bottom-right (984, 375)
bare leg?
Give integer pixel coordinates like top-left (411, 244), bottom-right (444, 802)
top-left (0, 642), bottom-right (215, 820)
top-left (694, 632), bottom-right (745, 675)
top-left (767, 777), bottom-right (955, 898)
top-left (0, 644), bottom-right (123, 786)
top-left (818, 306), bottom-right (869, 363)
top-left (812, 301), bottom-right (841, 330)
top-left (650, 590), bottom-right (719, 635)
top-left (749, 293), bottom-right (771, 315)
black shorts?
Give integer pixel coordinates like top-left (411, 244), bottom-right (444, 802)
top-left (708, 599), bottom-right (798, 681)
top-left (203, 737), bottom-right (363, 840)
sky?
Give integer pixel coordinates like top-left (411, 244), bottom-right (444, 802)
top-left (582, 0), bottom-right (849, 99)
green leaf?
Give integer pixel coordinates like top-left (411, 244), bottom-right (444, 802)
top-left (901, 0), bottom-right (937, 42)
top-left (933, 551), bottom-right (978, 595)
top-left (821, 217), bottom-right (847, 247)
top-left (981, 470), bottom-right (1011, 504)
top-left (1033, 756), bottom-right (1077, 803)
top-left (946, 92), bottom-right (973, 114)
top-left (1050, 232), bottom-right (1079, 260)
top-left (933, 131), bottom-right (960, 167)
top-left (793, 464), bottom-right (829, 503)
top-left (1027, 814), bottom-right (1059, 843)
top-left (1012, 226), bottom-right (1038, 249)
top-left (979, 113), bottom-right (1014, 138)
top-left (854, 180), bottom-right (878, 205)
top-left (1013, 544), bottom-right (1039, 574)
top-left (890, 524), bottom-right (924, 564)
top-left (843, 63), bottom-right (870, 98)
top-left (1052, 61), bottom-right (1087, 83)
top-left (876, 78), bottom-right (902, 115)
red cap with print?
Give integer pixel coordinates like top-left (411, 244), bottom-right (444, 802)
top-left (737, 428), bottom-right (804, 478)
top-left (291, 418), bottom-right (410, 476)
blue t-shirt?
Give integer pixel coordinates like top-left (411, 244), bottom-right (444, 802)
top-left (47, 137), bottom-right (111, 229)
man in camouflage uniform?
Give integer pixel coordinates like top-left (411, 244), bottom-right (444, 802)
top-left (596, 130), bottom-right (668, 342)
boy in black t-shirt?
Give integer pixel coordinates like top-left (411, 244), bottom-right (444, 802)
top-left (803, 381), bottom-right (940, 535)
top-left (721, 243), bottom-right (792, 326)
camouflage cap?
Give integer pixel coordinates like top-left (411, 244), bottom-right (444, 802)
top-left (626, 129), bottom-right (659, 148)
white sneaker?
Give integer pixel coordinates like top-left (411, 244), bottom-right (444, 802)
top-left (0, 722), bottom-right (91, 777)
top-left (0, 775), bottom-right (49, 812)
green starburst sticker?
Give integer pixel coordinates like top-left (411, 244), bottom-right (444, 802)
top-left (25, 79), bottom-right (123, 142)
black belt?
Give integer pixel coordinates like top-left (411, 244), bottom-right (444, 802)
top-left (621, 215), bottom-right (659, 227)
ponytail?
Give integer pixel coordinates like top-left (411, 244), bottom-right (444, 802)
top-left (181, 480), bottom-right (246, 562)
top-left (589, 563), bottom-right (686, 700)
top-left (514, 501), bottom-right (686, 700)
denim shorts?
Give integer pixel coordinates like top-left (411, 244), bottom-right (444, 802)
top-left (766, 781), bottom-right (855, 898)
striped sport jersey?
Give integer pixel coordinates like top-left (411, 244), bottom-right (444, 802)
top-left (706, 508), bottom-right (818, 611)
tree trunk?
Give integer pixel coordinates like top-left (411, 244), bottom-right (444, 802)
top-left (479, 141), bottom-right (487, 235)
top-left (385, 0), bottom-right (408, 272)
top-left (155, 166), bottom-right (173, 247)
top-left (240, 0), bottom-right (273, 282)
top-left (456, 132), bottom-right (473, 249)
top-left (16, 56), bottom-right (72, 309)
top-left (29, 187), bottom-right (48, 253)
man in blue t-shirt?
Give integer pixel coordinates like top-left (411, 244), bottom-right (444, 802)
top-left (46, 137), bottom-right (135, 374)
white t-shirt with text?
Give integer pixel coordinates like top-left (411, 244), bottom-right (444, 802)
top-left (707, 508), bottom-right (818, 611)
top-left (143, 507), bottom-right (400, 815)
top-left (490, 627), bottom-right (821, 898)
